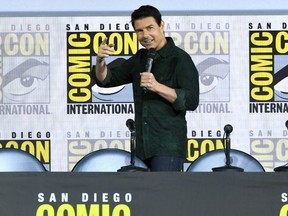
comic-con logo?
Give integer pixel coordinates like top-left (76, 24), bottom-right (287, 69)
top-left (0, 131), bottom-right (51, 170)
top-left (249, 30), bottom-right (288, 113)
top-left (66, 31), bottom-right (138, 115)
top-left (250, 137), bottom-right (288, 172)
top-left (66, 25), bottom-right (231, 114)
top-left (0, 32), bottom-right (50, 108)
top-left (36, 193), bottom-right (132, 216)
top-left (67, 138), bottom-right (130, 171)
top-left (186, 137), bottom-right (224, 162)
top-left (166, 28), bottom-right (231, 114)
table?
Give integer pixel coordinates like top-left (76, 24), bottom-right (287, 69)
top-left (0, 172), bottom-right (287, 216)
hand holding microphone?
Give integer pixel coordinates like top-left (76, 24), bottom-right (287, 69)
top-left (141, 48), bottom-right (157, 91)
top-left (145, 48), bottom-right (156, 72)
top-left (140, 71), bottom-right (158, 91)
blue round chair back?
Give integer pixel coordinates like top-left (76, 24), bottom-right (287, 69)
top-left (186, 149), bottom-right (265, 172)
top-left (72, 149), bottom-right (148, 172)
top-left (0, 148), bottom-right (46, 172)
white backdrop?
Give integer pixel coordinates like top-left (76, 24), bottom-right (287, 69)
top-left (1, 0), bottom-right (288, 13)
top-left (0, 14), bottom-right (287, 171)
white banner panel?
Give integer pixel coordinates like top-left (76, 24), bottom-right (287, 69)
top-left (0, 15), bottom-right (287, 171)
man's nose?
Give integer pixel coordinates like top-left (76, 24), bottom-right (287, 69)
top-left (142, 29), bottom-right (149, 37)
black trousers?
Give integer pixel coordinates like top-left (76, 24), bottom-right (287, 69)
top-left (144, 156), bottom-right (184, 172)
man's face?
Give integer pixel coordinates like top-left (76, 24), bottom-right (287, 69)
top-left (134, 17), bottom-right (166, 51)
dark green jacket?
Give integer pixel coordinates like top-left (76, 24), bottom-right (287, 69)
top-left (94, 37), bottom-right (199, 160)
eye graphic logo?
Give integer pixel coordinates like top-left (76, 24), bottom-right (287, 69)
top-left (249, 30), bottom-right (288, 111)
top-left (197, 57), bottom-right (230, 102)
top-left (3, 59), bottom-right (50, 104)
top-left (92, 56), bottom-right (230, 103)
top-left (273, 56), bottom-right (288, 101)
top-left (91, 57), bottom-right (133, 103)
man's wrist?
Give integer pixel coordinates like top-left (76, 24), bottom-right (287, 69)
top-left (96, 57), bottom-right (104, 63)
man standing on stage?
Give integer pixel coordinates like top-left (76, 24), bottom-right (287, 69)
top-left (92, 5), bottom-right (199, 171)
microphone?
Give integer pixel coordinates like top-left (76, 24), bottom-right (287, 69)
top-left (145, 48), bottom-right (156, 72)
top-left (212, 124), bottom-right (243, 172)
top-left (224, 124), bottom-right (233, 166)
top-left (118, 118), bottom-right (148, 172)
top-left (126, 119), bottom-right (135, 132)
top-left (143, 48), bottom-right (156, 92)
top-left (224, 124), bottom-right (233, 137)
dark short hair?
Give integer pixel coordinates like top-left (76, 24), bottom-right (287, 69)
top-left (131, 5), bottom-right (162, 29)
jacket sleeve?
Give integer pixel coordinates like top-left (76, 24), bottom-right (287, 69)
top-left (172, 54), bottom-right (199, 111)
